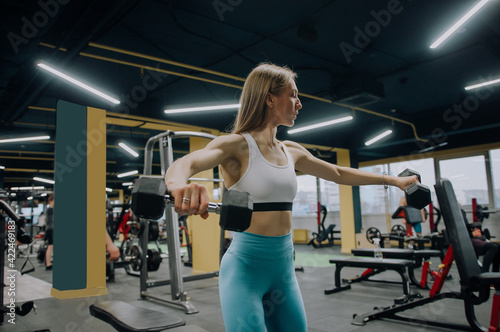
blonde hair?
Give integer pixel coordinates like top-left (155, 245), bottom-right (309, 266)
top-left (232, 63), bottom-right (297, 134)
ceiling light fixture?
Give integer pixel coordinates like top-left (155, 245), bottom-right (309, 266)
top-left (106, 187), bottom-right (113, 192)
top-left (33, 177), bottom-right (55, 184)
top-left (287, 116), bottom-right (353, 134)
top-left (465, 76), bottom-right (500, 90)
top-left (37, 62), bottom-right (120, 104)
top-left (164, 103), bottom-right (240, 114)
top-left (0, 166), bottom-right (5, 170)
top-left (419, 142), bottom-right (448, 153)
top-left (365, 130), bottom-right (393, 146)
top-left (11, 186), bottom-right (45, 191)
top-left (118, 142), bottom-right (139, 157)
top-left (117, 170), bottom-right (139, 178)
top-left (430, 0), bottom-right (491, 49)
top-left (0, 135), bottom-right (50, 144)
top-left (122, 182), bottom-right (133, 186)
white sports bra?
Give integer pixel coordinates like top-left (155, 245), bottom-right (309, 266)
top-left (228, 133), bottom-right (297, 211)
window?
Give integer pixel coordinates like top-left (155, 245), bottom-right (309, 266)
top-left (293, 175), bottom-right (318, 216)
top-left (360, 165), bottom-right (387, 214)
top-left (293, 175), bottom-right (340, 216)
top-left (490, 149), bottom-right (500, 208)
top-left (320, 178), bottom-right (340, 212)
top-left (439, 155), bottom-right (488, 205)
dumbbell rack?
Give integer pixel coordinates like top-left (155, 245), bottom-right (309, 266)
top-left (138, 130), bottom-right (223, 314)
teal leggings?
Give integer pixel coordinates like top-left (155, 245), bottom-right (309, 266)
top-left (219, 231), bottom-right (307, 332)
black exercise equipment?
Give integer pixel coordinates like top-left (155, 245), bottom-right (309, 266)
top-left (308, 204), bottom-right (340, 248)
top-left (131, 175), bottom-right (253, 232)
top-left (350, 248), bottom-right (443, 289)
top-left (89, 300), bottom-right (209, 332)
top-left (365, 224), bottom-right (429, 249)
top-left (352, 178), bottom-right (500, 331)
top-left (390, 224), bottom-right (406, 237)
top-left (365, 227), bottom-right (382, 244)
top-left (0, 200), bottom-right (40, 327)
top-left (325, 256), bottom-right (422, 304)
top-left (397, 169), bottom-right (432, 210)
top-left (178, 214), bottom-right (193, 267)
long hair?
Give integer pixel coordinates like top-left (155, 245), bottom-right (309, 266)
top-left (232, 63), bottom-right (297, 134)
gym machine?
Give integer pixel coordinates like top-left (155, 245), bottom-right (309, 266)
top-left (352, 179), bottom-right (500, 332)
top-left (0, 200), bottom-right (38, 326)
top-left (136, 130), bottom-right (226, 314)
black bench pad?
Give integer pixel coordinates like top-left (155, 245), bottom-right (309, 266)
top-left (89, 300), bottom-right (186, 332)
top-left (351, 248), bottom-right (441, 260)
top-left (329, 256), bottom-right (413, 268)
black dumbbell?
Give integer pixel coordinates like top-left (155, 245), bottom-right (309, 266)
top-left (131, 175), bottom-right (253, 232)
top-left (398, 169), bottom-right (431, 210)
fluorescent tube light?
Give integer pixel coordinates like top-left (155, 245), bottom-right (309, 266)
top-left (0, 166), bottom-right (4, 169)
top-left (118, 142), bottom-right (139, 157)
top-left (288, 116), bottom-right (353, 134)
top-left (37, 62), bottom-right (120, 104)
top-left (122, 182), bottom-right (133, 186)
top-left (430, 0), bottom-right (491, 49)
top-left (465, 77), bottom-right (500, 90)
top-left (27, 196), bottom-right (33, 200)
top-left (365, 130), bottom-right (393, 146)
top-left (418, 142), bottom-right (448, 153)
top-left (106, 187), bottom-right (113, 192)
top-left (11, 186), bottom-right (45, 191)
top-left (33, 177), bottom-right (55, 184)
top-left (117, 170), bottom-right (139, 178)
top-left (0, 135), bottom-right (50, 143)
top-left (164, 103), bottom-right (240, 114)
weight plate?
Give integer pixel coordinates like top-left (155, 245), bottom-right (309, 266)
top-left (391, 224), bottom-right (406, 237)
top-left (147, 249), bottom-right (162, 272)
top-left (366, 227), bottom-right (381, 244)
top-left (130, 244), bottom-right (143, 272)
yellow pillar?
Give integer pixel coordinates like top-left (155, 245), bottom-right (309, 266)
top-left (336, 148), bottom-right (356, 254)
top-left (189, 137), bottom-right (221, 274)
top-left (51, 101), bottom-right (107, 298)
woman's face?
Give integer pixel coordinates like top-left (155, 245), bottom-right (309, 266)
top-left (269, 79), bottom-right (302, 127)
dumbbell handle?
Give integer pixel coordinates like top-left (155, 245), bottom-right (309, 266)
top-left (164, 195), bottom-right (222, 215)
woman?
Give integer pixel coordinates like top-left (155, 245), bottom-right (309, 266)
top-left (165, 62), bottom-right (417, 331)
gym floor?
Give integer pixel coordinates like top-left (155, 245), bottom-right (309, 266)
top-left (5, 242), bottom-right (492, 332)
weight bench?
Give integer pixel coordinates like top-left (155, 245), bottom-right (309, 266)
top-left (89, 301), bottom-right (209, 332)
top-left (352, 179), bottom-right (500, 331)
top-left (325, 256), bottom-right (421, 303)
top-left (350, 248), bottom-right (443, 289)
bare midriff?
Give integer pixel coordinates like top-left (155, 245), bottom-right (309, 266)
top-left (244, 211), bottom-right (292, 236)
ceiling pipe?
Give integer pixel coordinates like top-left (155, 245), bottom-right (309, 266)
top-left (39, 42), bottom-right (428, 142)
top-left (87, 43), bottom-right (428, 143)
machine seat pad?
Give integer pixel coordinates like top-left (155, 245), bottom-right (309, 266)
top-left (330, 256), bottom-right (412, 268)
top-left (89, 300), bottom-right (185, 332)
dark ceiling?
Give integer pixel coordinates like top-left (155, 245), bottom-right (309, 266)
top-left (1, 0), bottom-right (500, 191)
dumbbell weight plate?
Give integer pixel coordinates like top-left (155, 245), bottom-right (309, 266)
top-left (149, 221), bottom-right (160, 242)
top-left (147, 249), bottom-right (162, 272)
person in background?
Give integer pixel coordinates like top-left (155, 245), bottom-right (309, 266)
top-left (471, 225), bottom-right (499, 272)
top-left (399, 195), bottom-right (426, 236)
top-left (44, 194), bottom-right (54, 270)
top-left (106, 230), bottom-right (120, 261)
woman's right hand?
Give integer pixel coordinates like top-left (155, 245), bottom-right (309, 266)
top-left (170, 183), bottom-right (210, 219)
